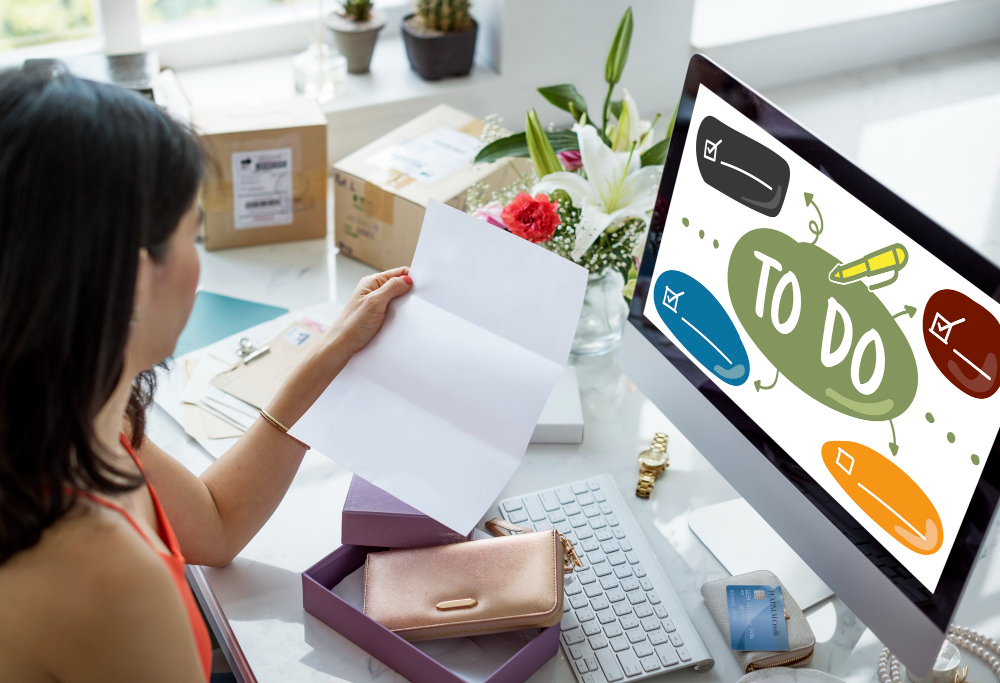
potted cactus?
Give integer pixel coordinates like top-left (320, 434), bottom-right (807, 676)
top-left (325, 0), bottom-right (387, 74)
top-left (401, 0), bottom-right (478, 81)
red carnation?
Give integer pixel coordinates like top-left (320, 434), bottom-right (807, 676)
top-left (501, 192), bottom-right (561, 244)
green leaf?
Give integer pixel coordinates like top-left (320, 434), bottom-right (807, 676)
top-left (537, 84), bottom-right (588, 119)
top-left (665, 99), bottom-right (678, 141)
top-left (474, 130), bottom-right (579, 164)
top-left (605, 6), bottom-right (633, 86)
top-left (609, 100), bottom-right (623, 120)
top-left (640, 138), bottom-right (669, 167)
top-left (526, 109), bottom-right (563, 178)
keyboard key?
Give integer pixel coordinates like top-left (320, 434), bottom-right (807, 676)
top-left (604, 621), bottom-right (623, 638)
top-left (661, 618), bottom-right (676, 633)
top-left (583, 653), bottom-right (599, 673)
top-left (589, 634), bottom-right (609, 650)
top-left (502, 499), bottom-right (522, 513)
top-left (625, 551), bottom-right (639, 564)
top-left (555, 522), bottom-right (572, 535)
top-left (634, 604), bottom-right (654, 618)
top-left (619, 614), bottom-right (639, 630)
top-left (669, 632), bottom-right (683, 647)
top-left (655, 644), bottom-right (679, 666)
top-left (594, 490), bottom-right (607, 502)
top-left (608, 552), bottom-right (627, 566)
top-left (654, 605), bottom-right (669, 619)
top-left (577, 607), bottom-right (595, 623)
top-left (577, 659), bottom-right (591, 675)
top-left (619, 539), bottom-right (633, 552)
top-left (628, 592), bottom-right (647, 606)
top-left (600, 502), bottom-right (614, 515)
top-left (523, 496), bottom-right (547, 522)
top-left (565, 581), bottom-right (583, 596)
top-left (588, 479), bottom-right (601, 490)
top-left (576, 526), bottom-right (594, 540)
top-left (614, 565), bottom-right (633, 579)
top-left (647, 591), bottom-right (661, 605)
top-left (632, 564), bottom-right (646, 577)
top-left (606, 515), bottom-right (620, 527)
top-left (600, 576), bottom-right (619, 590)
top-left (620, 577), bottom-right (639, 591)
top-left (640, 653), bottom-right (662, 673)
top-left (548, 510), bottom-right (566, 523)
top-left (538, 490), bottom-right (561, 512)
top-left (606, 587), bottom-right (626, 603)
top-left (626, 627), bottom-right (647, 644)
top-left (613, 601), bottom-right (633, 617)
top-left (564, 503), bottom-right (582, 516)
top-left (594, 563), bottom-right (613, 577)
top-left (648, 629), bottom-right (668, 645)
top-left (639, 577), bottom-right (654, 591)
top-left (596, 609), bottom-right (617, 625)
top-left (634, 641), bottom-right (654, 658)
top-left (572, 482), bottom-right (588, 495)
top-left (590, 595), bottom-right (610, 611)
top-left (595, 528), bottom-right (614, 541)
top-left (617, 649), bottom-right (643, 677)
top-left (584, 583), bottom-right (604, 599)
top-left (570, 594), bottom-right (589, 609)
top-left (582, 674), bottom-right (597, 683)
top-left (508, 509), bottom-right (529, 524)
top-left (590, 517), bottom-right (607, 529)
top-left (563, 627), bottom-right (585, 645)
top-left (556, 487), bottom-right (575, 504)
top-left (609, 635), bottom-right (631, 652)
top-left (597, 647), bottom-right (626, 681)
top-left (601, 540), bottom-right (620, 553)
top-left (534, 520), bottom-right (553, 531)
top-left (583, 505), bottom-right (601, 518)
top-left (583, 620), bottom-right (602, 636)
top-left (569, 643), bottom-right (584, 659)
top-left (640, 616), bottom-right (661, 632)
top-left (577, 569), bottom-right (596, 584)
top-left (582, 538), bottom-right (600, 552)
top-left (587, 551), bottom-right (606, 565)
top-left (677, 646), bottom-right (692, 662)
top-left (613, 527), bottom-right (626, 539)
top-left (561, 612), bottom-right (579, 630)
top-left (570, 515), bottom-right (589, 528)
top-left (577, 492), bottom-right (595, 506)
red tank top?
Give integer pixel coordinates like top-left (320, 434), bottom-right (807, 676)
top-left (73, 435), bottom-right (212, 681)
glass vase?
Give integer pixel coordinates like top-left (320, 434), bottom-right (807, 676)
top-left (571, 270), bottom-right (629, 356)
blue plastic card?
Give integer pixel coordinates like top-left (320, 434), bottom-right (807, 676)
top-left (173, 291), bottom-right (287, 358)
top-left (726, 585), bottom-right (789, 651)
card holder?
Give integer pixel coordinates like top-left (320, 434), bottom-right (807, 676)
top-left (701, 570), bottom-right (816, 672)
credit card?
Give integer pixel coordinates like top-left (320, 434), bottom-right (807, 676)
top-left (726, 584), bottom-right (789, 651)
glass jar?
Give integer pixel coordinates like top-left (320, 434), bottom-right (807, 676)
top-left (572, 269), bottom-right (629, 356)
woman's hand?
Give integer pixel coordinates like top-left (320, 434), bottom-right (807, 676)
top-left (328, 267), bottom-right (412, 357)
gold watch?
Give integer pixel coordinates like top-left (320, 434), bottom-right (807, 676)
top-left (636, 433), bottom-right (669, 498)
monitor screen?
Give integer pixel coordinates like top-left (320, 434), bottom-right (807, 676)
top-left (631, 63), bottom-right (1000, 623)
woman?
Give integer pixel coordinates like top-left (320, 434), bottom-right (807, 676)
top-left (0, 67), bottom-right (411, 681)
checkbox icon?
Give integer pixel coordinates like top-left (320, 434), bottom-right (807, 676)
top-left (703, 138), bottom-right (721, 162)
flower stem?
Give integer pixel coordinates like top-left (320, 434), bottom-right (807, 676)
top-left (601, 82), bottom-right (614, 145)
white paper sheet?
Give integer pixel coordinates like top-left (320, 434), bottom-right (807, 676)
top-left (291, 200), bottom-right (587, 533)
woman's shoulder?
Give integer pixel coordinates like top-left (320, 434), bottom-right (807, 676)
top-left (0, 500), bottom-right (185, 680)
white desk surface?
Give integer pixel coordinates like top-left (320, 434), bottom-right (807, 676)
top-left (149, 41), bottom-right (1000, 683)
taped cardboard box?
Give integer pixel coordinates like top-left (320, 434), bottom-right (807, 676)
top-left (333, 104), bottom-right (530, 270)
top-left (194, 98), bottom-right (328, 250)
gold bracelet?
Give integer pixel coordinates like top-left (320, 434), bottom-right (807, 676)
top-left (259, 409), bottom-right (310, 450)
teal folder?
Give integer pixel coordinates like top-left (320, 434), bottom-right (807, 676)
top-left (173, 291), bottom-right (288, 358)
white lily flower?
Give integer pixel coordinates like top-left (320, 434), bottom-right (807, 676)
top-left (621, 89), bottom-right (655, 153)
top-left (533, 123), bottom-right (659, 261)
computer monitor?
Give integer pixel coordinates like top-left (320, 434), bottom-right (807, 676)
top-left (622, 54), bottom-right (1000, 675)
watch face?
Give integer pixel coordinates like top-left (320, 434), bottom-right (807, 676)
top-left (638, 449), bottom-right (668, 468)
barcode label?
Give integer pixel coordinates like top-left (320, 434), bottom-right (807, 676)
top-left (231, 148), bottom-right (294, 230)
top-left (245, 199), bottom-right (281, 209)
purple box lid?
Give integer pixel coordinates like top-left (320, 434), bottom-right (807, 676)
top-left (342, 475), bottom-right (470, 548)
top-left (302, 544), bottom-right (561, 683)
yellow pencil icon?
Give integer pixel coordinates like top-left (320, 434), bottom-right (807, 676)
top-left (830, 243), bottom-right (908, 290)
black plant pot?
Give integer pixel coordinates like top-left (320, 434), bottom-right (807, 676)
top-left (401, 14), bottom-right (478, 81)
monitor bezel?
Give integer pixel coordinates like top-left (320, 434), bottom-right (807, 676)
top-left (628, 53), bottom-right (1000, 630)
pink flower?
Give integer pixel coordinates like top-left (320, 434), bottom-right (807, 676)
top-left (474, 201), bottom-right (507, 230)
top-left (501, 192), bottom-right (560, 244)
top-left (557, 150), bottom-right (583, 171)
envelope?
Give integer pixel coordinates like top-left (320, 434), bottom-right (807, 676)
top-left (928, 311), bottom-right (965, 345)
top-left (662, 286), bottom-right (684, 314)
top-left (703, 137), bottom-right (721, 162)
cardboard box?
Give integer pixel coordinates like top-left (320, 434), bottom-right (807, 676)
top-left (194, 98), bottom-right (328, 250)
top-left (342, 476), bottom-right (472, 548)
top-left (302, 544), bottom-right (561, 683)
top-left (333, 104), bottom-right (531, 270)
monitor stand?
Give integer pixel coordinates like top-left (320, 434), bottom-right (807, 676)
top-left (689, 498), bottom-right (835, 610)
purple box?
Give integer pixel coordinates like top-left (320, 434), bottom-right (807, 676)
top-left (342, 475), bottom-right (471, 548)
top-left (302, 544), bottom-right (561, 683)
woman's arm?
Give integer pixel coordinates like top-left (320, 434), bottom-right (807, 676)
top-left (139, 268), bottom-right (411, 566)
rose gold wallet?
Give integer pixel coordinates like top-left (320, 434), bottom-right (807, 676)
top-left (362, 519), bottom-right (581, 641)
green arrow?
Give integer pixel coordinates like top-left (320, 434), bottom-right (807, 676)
top-left (754, 371), bottom-right (779, 392)
top-left (893, 305), bottom-right (917, 319)
top-left (805, 192), bottom-right (823, 244)
top-left (888, 419), bottom-right (899, 456)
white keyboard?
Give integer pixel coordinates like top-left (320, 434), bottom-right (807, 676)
top-left (499, 474), bottom-right (714, 682)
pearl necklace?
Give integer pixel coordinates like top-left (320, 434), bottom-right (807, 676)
top-left (879, 626), bottom-right (1000, 683)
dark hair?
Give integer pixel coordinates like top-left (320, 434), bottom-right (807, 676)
top-left (0, 67), bottom-right (203, 564)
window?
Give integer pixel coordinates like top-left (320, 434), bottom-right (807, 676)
top-left (1, 0), bottom-right (97, 50)
top-left (141, 0), bottom-right (312, 28)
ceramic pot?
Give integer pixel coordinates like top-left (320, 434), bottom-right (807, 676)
top-left (400, 14), bottom-right (477, 81)
top-left (325, 10), bottom-right (386, 74)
